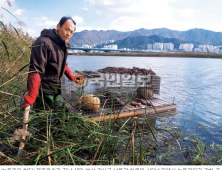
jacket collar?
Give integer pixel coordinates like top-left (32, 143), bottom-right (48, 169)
top-left (40, 28), bottom-right (70, 48)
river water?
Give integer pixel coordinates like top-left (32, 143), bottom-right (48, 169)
top-left (67, 55), bottom-right (222, 144)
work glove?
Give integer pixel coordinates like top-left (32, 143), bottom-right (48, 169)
top-left (65, 65), bottom-right (83, 84)
top-left (21, 73), bottom-right (41, 108)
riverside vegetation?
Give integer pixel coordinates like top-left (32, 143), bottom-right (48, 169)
top-left (0, 4), bottom-right (222, 165)
top-left (76, 51), bottom-right (222, 58)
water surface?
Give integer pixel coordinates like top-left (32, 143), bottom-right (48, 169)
top-left (67, 55), bottom-right (222, 144)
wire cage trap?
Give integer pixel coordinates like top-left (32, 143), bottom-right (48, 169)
top-left (62, 67), bottom-right (177, 121)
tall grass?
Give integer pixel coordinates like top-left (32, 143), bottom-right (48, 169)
top-left (0, 5), bottom-right (33, 110)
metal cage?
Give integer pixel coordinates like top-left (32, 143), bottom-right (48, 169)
top-left (62, 68), bottom-right (176, 121)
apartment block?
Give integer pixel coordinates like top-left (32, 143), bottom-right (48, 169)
top-left (103, 44), bottom-right (118, 49)
top-left (147, 44), bottom-right (153, 50)
top-left (153, 43), bottom-right (164, 50)
top-left (163, 43), bottom-right (174, 50)
top-left (179, 43), bottom-right (194, 51)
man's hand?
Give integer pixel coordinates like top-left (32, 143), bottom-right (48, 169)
top-left (64, 65), bottom-right (87, 87)
top-left (73, 75), bottom-right (84, 84)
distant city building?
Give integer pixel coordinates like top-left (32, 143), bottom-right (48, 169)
top-left (179, 43), bottom-right (194, 52)
top-left (153, 43), bottom-right (164, 50)
top-left (214, 48), bottom-right (220, 54)
top-left (107, 40), bottom-right (115, 44)
top-left (194, 45), bottom-right (222, 54)
top-left (193, 48), bottom-right (202, 53)
top-left (99, 40), bottom-right (115, 45)
top-left (121, 48), bottom-right (131, 50)
top-left (68, 49), bottom-right (82, 53)
top-left (163, 43), bottom-right (174, 51)
top-left (68, 49), bottom-right (74, 53)
top-left (208, 45), bottom-right (216, 53)
top-left (198, 45), bottom-right (217, 53)
top-left (147, 44), bottom-right (153, 50)
top-left (76, 40), bottom-right (222, 54)
top-left (103, 44), bottom-right (118, 49)
top-left (147, 43), bottom-right (174, 51)
top-left (82, 44), bottom-right (92, 48)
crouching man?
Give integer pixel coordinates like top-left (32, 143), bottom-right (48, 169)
top-left (21, 16), bottom-right (83, 111)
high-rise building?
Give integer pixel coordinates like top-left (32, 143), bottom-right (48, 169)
top-left (163, 43), bottom-right (174, 50)
top-left (179, 43), bottom-right (194, 51)
top-left (147, 44), bottom-right (153, 50)
top-left (153, 43), bottom-right (164, 50)
top-left (103, 44), bottom-right (118, 49)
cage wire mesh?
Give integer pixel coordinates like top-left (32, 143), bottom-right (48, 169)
top-left (62, 67), bottom-right (177, 120)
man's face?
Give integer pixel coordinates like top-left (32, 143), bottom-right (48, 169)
top-left (57, 19), bottom-right (75, 42)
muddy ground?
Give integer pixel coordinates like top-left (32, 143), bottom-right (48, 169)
top-left (82, 66), bottom-right (156, 76)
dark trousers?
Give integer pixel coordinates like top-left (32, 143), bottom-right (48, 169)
top-left (34, 94), bottom-right (67, 112)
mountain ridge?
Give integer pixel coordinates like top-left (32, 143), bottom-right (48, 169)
top-left (69, 28), bottom-right (222, 48)
top-left (95, 35), bottom-right (187, 50)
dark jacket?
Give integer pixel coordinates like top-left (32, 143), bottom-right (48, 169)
top-left (29, 28), bottom-right (70, 95)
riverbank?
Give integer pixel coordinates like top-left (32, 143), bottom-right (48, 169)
top-left (2, 57), bottom-right (222, 165)
top-left (71, 52), bottom-right (222, 58)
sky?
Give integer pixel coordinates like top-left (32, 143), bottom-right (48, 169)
top-left (1, 0), bottom-right (222, 38)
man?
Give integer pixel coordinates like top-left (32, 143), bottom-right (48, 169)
top-left (21, 16), bottom-right (82, 110)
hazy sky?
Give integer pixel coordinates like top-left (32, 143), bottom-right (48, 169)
top-left (1, 0), bottom-right (222, 37)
